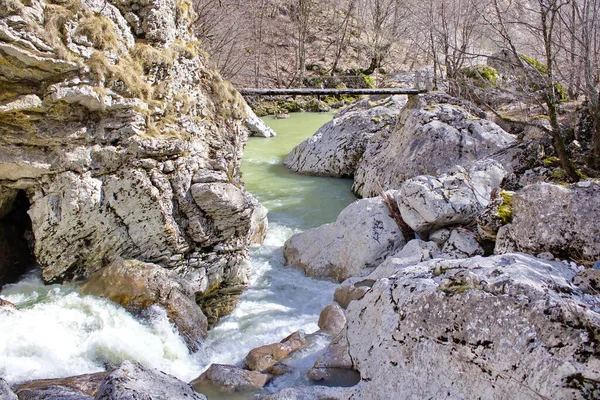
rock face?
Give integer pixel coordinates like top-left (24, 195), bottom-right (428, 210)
top-left (284, 96), bottom-right (406, 177)
top-left (80, 258), bottom-right (207, 351)
top-left (190, 363), bottom-right (272, 394)
top-left (340, 254), bottom-right (600, 399)
top-left (0, 0), bottom-right (262, 326)
top-left (353, 92), bottom-right (515, 197)
top-left (0, 377), bottom-right (18, 400)
top-left (284, 195), bottom-right (405, 281)
top-left (96, 361), bottom-right (206, 400)
top-left (496, 182), bottom-right (600, 263)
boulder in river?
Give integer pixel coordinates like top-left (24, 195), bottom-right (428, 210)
top-left (13, 371), bottom-right (110, 400)
top-left (284, 95), bottom-right (407, 177)
top-left (317, 303), bottom-right (346, 335)
top-left (340, 253), bottom-right (600, 399)
top-left (495, 181), bottom-right (600, 263)
top-left (189, 363), bottom-right (272, 394)
top-left (284, 195), bottom-right (405, 282)
top-left (245, 331), bottom-right (307, 372)
top-left (353, 92), bottom-right (516, 197)
top-left (96, 361), bottom-right (206, 400)
top-left (80, 258), bottom-right (208, 352)
top-left (244, 104), bottom-right (277, 137)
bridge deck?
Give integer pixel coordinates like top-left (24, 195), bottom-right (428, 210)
top-left (239, 88), bottom-right (426, 96)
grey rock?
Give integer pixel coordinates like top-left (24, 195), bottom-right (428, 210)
top-left (353, 93), bottom-right (515, 197)
top-left (261, 386), bottom-right (357, 400)
top-left (189, 364), bottom-right (272, 394)
top-left (284, 96), bottom-right (406, 177)
top-left (441, 229), bottom-right (484, 259)
top-left (13, 371), bottom-right (109, 399)
top-left (369, 239), bottom-right (440, 279)
top-left (342, 253), bottom-right (600, 399)
top-left (284, 195), bottom-right (405, 282)
top-left (96, 361), bottom-right (206, 400)
top-left (245, 104), bottom-right (277, 137)
top-left (333, 277), bottom-right (373, 309)
top-left (495, 182), bottom-right (600, 263)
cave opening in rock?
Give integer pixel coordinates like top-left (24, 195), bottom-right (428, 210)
top-left (0, 190), bottom-right (36, 288)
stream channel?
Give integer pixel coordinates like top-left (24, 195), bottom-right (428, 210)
top-left (0, 112), bottom-right (357, 397)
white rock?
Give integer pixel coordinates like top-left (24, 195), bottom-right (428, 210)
top-left (284, 195), bottom-right (405, 282)
top-left (245, 104), bottom-right (277, 137)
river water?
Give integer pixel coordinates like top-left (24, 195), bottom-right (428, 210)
top-left (0, 113), bottom-right (356, 394)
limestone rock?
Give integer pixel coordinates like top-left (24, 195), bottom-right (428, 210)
top-left (353, 93), bottom-right (515, 197)
top-left (398, 165), bottom-right (500, 237)
top-left (369, 239), bottom-right (440, 280)
top-left (573, 269), bottom-right (600, 295)
top-left (0, 0), bottom-right (263, 327)
top-left (0, 377), bottom-right (17, 400)
top-left (96, 361), bottom-right (206, 400)
top-left (440, 229), bottom-right (485, 259)
top-left (284, 96), bottom-right (406, 177)
top-left (477, 189), bottom-right (513, 241)
top-left (244, 104), bottom-right (277, 137)
top-left (245, 331), bottom-right (307, 372)
top-left (317, 303), bottom-right (346, 335)
top-left (309, 330), bottom-right (357, 386)
top-left (189, 364), bottom-right (272, 394)
top-left (342, 253), bottom-right (600, 399)
top-left (80, 258), bottom-right (208, 351)
top-left (495, 182), bottom-right (600, 263)
top-left (284, 195), bottom-right (405, 282)
top-left (261, 386), bottom-right (357, 400)
top-left (13, 371), bottom-right (110, 400)
top-left (249, 199), bottom-right (268, 244)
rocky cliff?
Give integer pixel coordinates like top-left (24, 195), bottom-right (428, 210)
top-left (0, 0), bottom-right (265, 345)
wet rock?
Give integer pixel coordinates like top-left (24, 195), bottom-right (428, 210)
top-left (284, 96), bottom-right (406, 177)
top-left (245, 331), bottom-right (307, 372)
top-left (80, 258), bottom-right (207, 352)
top-left (353, 92), bottom-right (515, 197)
top-left (96, 361), bottom-right (206, 400)
top-left (14, 371), bottom-right (110, 400)
top-left (342, 253), bottom-right (600, 399)
top-left (311, 332), bottom-right (353, 372)
top-left (317, 303), bottom-right (346, 335)
top-left (0, 377), bottom-right (17, 400)
top-left (495, 182), bottom-right (600, 263)
top-left (190, 363), bottom-right (272, 394)
top-left (249, 198), bottom-right (268, 244)
top-left (265, 363), bottom-right (293, 376)
top-left (284, 195), bottom-right (404, 282)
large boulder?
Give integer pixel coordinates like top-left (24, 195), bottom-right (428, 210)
top-left (284, 195), bottom-right (405, 282)
top-left (0, 0), bottom-right (263, 325)
top-left (353, 92), bottom-right (516, 197)
top-left (189, 363), bottom-right (272, 394)
top-left (398, 163), bottom-right (506, 238)
top-left (95, 361), bottom-right (206, 400)
top-left (80, 258), bottom-right (208, 351)
top-left (341, 253), bottom-right (600, 399)
top-left (284, 96), bottom-right (407, 177)
top-left (317, 303), bottom-right (346, 335)
top-left (496, 181), bottom-right (600, 263)
top-left (244, 104), bottom-right (277, 137)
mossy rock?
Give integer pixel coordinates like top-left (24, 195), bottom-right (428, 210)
top-left (497, 191), bottom-right (514, 224)
top-left (461, 65), bottom-right (499, 88)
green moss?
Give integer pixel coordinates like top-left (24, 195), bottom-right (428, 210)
top-left (360, 73), bottom-right (376, 88)
top-left (520, 54), bottom-right (548, 75)
top-left (433, 265), bottom-right (450, 277)
top-left (497, 191), bottom-right (514, 224)
top-left (542, 156), bottom-right (560, 167)
top-left (462, 65), bottom-right (499, 88)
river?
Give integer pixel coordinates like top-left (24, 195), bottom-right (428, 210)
top-left (0, 113), bottom-right (356, 395)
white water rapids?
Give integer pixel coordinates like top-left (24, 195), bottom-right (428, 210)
top-left (0, 113), bottom-right (356, 395)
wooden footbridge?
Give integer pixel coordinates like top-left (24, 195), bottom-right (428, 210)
top-left (239, 88), bottom-right (427, 96)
